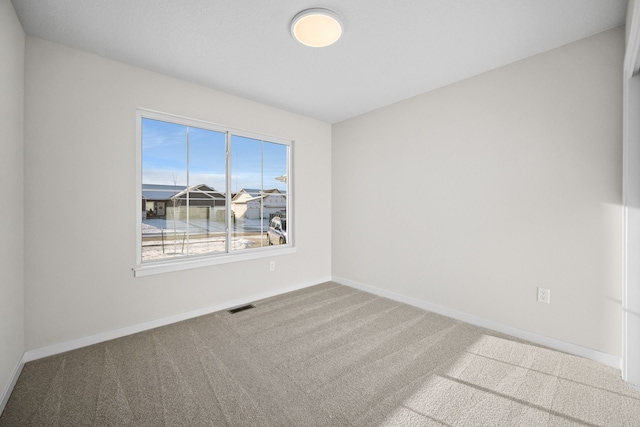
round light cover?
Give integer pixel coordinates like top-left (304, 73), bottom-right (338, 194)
top-left (291, 8), bottom-right (343, 47)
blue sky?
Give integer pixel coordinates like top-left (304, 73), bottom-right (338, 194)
top-left (142, 118), bottom-right (288, 193)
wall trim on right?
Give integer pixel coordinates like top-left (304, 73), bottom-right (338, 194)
top-left (333, 276), bottom-right (621, 370)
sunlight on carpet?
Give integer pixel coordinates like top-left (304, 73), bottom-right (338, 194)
top-left (387, 334), bottom-right (640, 427)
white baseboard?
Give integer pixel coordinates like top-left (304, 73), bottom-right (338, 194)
top-left (0, 358), bottom-right (24, 416)
top-left (7, 274), bottom-right (620, 413)
top-left (1, 277), bottom-right (327, 414)
top-left (333, 276), bottom-right (621, 370)
top-left (23, 277), bottom-right (329, 363)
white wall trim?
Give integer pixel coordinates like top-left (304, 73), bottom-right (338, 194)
top-left (7, 275), bottom-right (621, 409)
top-left (22, 277), bottom-right (328, 363)
top-left (0, 359), bottom-right (24, 416)
top-left (333, 276), bottom-right (621, 370)
top-left (133, 247), bottom-right (297, 277)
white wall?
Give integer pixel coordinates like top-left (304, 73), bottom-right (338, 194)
top-left (14, 13), bottom-right (626, 369)
top-left (0, 0), bottom-right (25, 406)
top-left (24, 37), bottom-right (331, 350)
top-left (332, 27), bottom-right (624, 357)
top-left (623, 0), bottom-right (640, 386)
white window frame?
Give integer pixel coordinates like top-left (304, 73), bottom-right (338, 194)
top-left (134, 108), bottom-right (295, 277)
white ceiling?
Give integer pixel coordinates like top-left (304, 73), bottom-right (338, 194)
top-left (11, 0), bottom-right (628, 123)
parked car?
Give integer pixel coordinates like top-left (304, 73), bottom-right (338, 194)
top-left (267, 216), bottom-right (287, 245)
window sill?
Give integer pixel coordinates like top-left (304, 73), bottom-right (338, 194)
top-left (133, 246), bottom-right (296, 277)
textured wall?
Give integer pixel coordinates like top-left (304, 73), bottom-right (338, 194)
top-left (0, 0), bottom-right (25, 406)
top-left (23, 37), bottom-right (332, 350)
top-left (332, 27), bottom-right (624, 356)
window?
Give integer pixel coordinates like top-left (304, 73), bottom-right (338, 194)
top-left (135, 109), bottom-right (293, 276)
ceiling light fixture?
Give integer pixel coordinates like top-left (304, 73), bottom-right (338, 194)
top-left (291, 8), bottom-right (343, 48)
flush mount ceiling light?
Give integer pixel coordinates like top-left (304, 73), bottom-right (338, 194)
top-left (291, 8), bottom-right (343, 47)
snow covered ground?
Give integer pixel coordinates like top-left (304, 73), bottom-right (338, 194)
top-left (141, 236), bottom-right (256, 261)
top-left (142, 217), bottom-right (269, 234)
top-left (141, 217), bottom-right (268, 261)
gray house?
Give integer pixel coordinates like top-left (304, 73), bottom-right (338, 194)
top-left (142, 184), bottom-right (225, 219)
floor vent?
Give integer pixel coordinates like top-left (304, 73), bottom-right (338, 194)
top-left (228, 304), bottom-right (255, 314)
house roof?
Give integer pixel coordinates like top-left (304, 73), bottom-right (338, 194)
top-left (231, 188), bottom-right (285, 203)
top-left (172, 184), bottom-right (225, 200)
top-left (142, 184), bottom-right (185, 200)
top-left (142, 184), bottom-right (224, 200)
top-left (237, 189), bottom-right (261, 197)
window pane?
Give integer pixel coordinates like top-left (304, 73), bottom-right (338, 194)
top-left (141, 118), bottom-right (188, 262)
top-left (185, 127), bottom-right (227, 256)
top-left (230, 135), bottom-right (266, 250)
top-left (229, 136), bottom-right (289, 251)
top-left (264, 142), bottom-right (288, 246)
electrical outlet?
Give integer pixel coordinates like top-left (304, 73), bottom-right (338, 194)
top-left (537, 287), bottom-right (550, 304)
top-left (269, 261), bottom-right (275, 271)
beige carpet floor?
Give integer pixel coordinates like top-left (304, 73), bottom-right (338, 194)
top-left (2, 282), bottom-right (640, 426)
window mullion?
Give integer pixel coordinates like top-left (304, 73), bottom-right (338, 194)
top-left (225, 131), bottom-right (232, 254)
top-left (261, 140), bottom-right (264, 243)
top-left (186, 127), bottom-right (190, 256)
